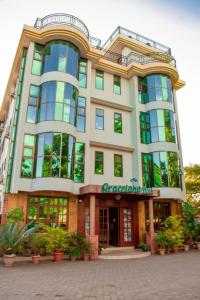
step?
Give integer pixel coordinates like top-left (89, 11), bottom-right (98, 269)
top-left (99, 249), bottom-right (151, 260)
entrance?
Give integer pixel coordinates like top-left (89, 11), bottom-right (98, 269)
top-left (99, 207), bottom-right (120, 247)
top-left (109, 207), bottom-right (120, 246)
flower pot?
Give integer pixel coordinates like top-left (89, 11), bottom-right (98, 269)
top-left (83, 254), bottom-right (90, 261)
top-left (166, 248), bottom-right (171, 255)
top-left (184, 244), bottom-right (190, 252)
top-left (32, 255), bottom-right (41, 264)
top-left (3, 254), bottom-right (16, 267)
top-left (159, 248), bottom-right (166, 256)
top-left (53, 251), bottom-right (64, 262)
top-left (70, 256), bottom-right (76, 262)
top-left (173, 246), bottom-right (179, 253)
top-left (196, 242), bottom-right (200, 250)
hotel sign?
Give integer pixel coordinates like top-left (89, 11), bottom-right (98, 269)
top-left (102, 178), bottom-right (153, 195)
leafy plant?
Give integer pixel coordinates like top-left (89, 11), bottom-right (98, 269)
top-left (66, 232), bottom-right (85, 256)
top-left (162, 216), bottom-right (184, 248)
top-left (40, 225), bottom-right (68, 253)
top-left (68, 248), bottom-right (81, 257)
top-left (6, 208), bottom-right (24, 224)
top-left (182, 202), bottom-right (198, 244)
top-left (157, 230), bottom-right (167, 249)
top-left (0, 222), bottom-right (39, 255)
top-left (29, 234), bottom-right (48, 255)
top-left (82, 239), bottom-right (92, 255)
top-left (139, 242), bottom-right (149, 252)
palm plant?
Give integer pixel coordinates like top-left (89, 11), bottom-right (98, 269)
top-left (0, 222), bottom-right (39, 255)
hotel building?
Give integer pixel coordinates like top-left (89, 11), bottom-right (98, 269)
top-left (0, 14), bottom-right (185, 250)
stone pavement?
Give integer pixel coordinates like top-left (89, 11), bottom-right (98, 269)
top-left (0, 251), bottom-right (200, 300)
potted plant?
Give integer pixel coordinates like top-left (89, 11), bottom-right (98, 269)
top-left (139, 242), bottom-right (149, 252)
top-left (66, 233), bottom-right (85, 261)
top-left (41, 225), bottom-right (68, 262)
top-left (0, 222), bottom-right (39, 267)
top-left (29, 234), bottom-right (46, 264)
top-left (82, 239), bottom-right (92, 261)
top-left (157, 230), bottom-right (167, 256)
top-left (182, 202), bottom-right (198, 252)
top-left (68, 248), bottom-right (81, 261)
top-left (163, 216), bottom-right (184, 253)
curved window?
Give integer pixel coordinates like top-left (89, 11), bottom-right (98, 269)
top-left (36, 132), bottom-right (75, 179)
top-left (140, 109), bottom-right (176, 143)
top-left (43, 41), bottom-right (79, 78)
top-left (138, 74), bottom-right (173, 103)
top-left (142, 151), bottom-right (180, 188)
top-left (39, 81), bottom-right (78, 125)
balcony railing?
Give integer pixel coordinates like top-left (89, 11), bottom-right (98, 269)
top-left (34, 13), bottom-right (90, 37)
top-left (102, 26), bottom-right (171, 55)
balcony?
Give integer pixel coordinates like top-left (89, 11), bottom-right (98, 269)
top-left (34, 13), bottom-right (102, 49)
top-left (102, 26), bottom-right (171, 55)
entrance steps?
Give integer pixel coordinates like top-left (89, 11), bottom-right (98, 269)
top-left (99, 247), bottom-right (151, 260)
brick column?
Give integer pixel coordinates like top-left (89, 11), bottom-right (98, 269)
top-left (138, 201), bottom-right (146, 243)
top-left (89, 194), bottom-right (98, 259)
top-left (148, 197), bottom-right (155, 254)
top-left (68, 196), bottom-right (78, 233)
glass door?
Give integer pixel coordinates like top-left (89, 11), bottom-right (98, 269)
top-left (99, 208), bottom-right (109, 247)
top-left (123, 208), bottom-right (133, 245)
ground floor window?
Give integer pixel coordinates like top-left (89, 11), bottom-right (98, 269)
top-left (28, 197), bottom-right (68, 229)
top-left (145, 201), bottom-right (171, 231)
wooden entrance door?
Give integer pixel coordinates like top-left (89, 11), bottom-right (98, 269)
top-left (99, 208), bottom-right (109, 247)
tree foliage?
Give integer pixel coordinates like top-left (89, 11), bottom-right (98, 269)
top-left (184, 164), bottom-right (200, 213)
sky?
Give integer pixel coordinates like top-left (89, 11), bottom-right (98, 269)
top-left (0, 0), bottom-right (199, 166)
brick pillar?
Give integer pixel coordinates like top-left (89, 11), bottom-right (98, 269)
top-left (138, 201), bottom-right (146, 243)
top-left (148, 198), bottom-right (155, 254)
top-left (89, 194), bottom-right (98, 259)
top-left (171, 200), bottom-right (177, 216)
top-left (68, 196), bottom-right (78, 233)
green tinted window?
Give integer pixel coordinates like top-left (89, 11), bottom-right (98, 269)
top-left (95, 70), bottom-right (104, 89)
top-left (21, 134), bottom-right (35, 177)
top-left (113, 75), bottom-right (121, 95)
top-left (77, 96), bottom-right (86, 132)
top-left (114, 154), bottom-right (123, 177)
top-left (95, 151), bottom-right (104, 174)
top-left (114, 113), bottom-right (122, 133)
top-left (96, 108), bottom-right (104, 130)
top-left (79, 59), bottom-right (87, 88)
top-left (74, 143), bottom-right (85, 183)
top-left (32, 44), bottom-right (43, 76)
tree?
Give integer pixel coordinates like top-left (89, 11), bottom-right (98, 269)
top-left (184, 164), bottom-right (200, 213)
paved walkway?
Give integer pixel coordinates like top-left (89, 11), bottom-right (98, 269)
top-left (0, 251), bottom-right (200, 300)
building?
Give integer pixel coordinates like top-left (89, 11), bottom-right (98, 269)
top-left (0, 13), bottom-right (185, 251)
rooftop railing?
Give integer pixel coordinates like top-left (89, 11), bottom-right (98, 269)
top-left (102, 26), bottom-right (171, 55)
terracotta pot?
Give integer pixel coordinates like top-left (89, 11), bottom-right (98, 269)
top-left (3, 254), bottom-right (16, 267)
top-left (184, 244), bottom-right (190, 252)
top-left (159, 248), bottom-right (166, 256)
top-left (70, 256), bottom-right (76, 262)
top-left (173, 246), bottom-right (179, 253)
top-left (53, 251), bottom-right (64, 262)
top-left (83, 254), bottom-right (90, 261)
top-left (166, 248), bottom-right (171, 255)
top-left (32, 255), bottom-right (41, 264)
top-left (196, 242), bottom-right (200, 250)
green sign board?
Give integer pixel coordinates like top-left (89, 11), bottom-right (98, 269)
top-left (102, 178), bottom-right (153, 195)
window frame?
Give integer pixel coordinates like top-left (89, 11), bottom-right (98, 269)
top-left (113, 75), bottom-right (121, 95)
top-left (20, 134), bottom-right (36, 178)
top-left (95, 70), bottom-right (104, 90)
top-left (114, 154), bottom-right (123, 177)
top-left (76, 96), bottom-right (86, 132)
top-left (95, 151), bottom-right (104, 175)
top-left (114, 112), bottom-right (122, 133)
top-left (79, 58), bottom-right (87, 88)
top-left (95, 108), bottom-right (104, 130)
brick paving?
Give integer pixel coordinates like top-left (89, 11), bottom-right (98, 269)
top-left (0, 251), bottom-right (200, 300)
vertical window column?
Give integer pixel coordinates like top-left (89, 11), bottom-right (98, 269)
top-left (95, 70), bottom-right (104, 89)
top-left (114, 112), bottom-right (122, 133)
top-left (96, 108), bottom-right (104, 130)
top-left (114, 154), bottom-right (123, 177)
top-left (32, 44), bottom-right (43, 76)
top-left (21, 134), bottom-right (36, 178)
top-left (26, 85), bottom-right (40, 123)
top-left (77, 97), bottom-right (86, 132)
top-left (79, 59), bottom-right (87, 88)
top-left (113, 75), bottom-right (121, 94)
top-left (95, 151), bottom-right (104, 175)
top-left (74, 143), bottom-right (85, 183)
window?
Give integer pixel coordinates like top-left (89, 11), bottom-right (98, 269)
top-left (74, 143), bottom-right (85, 183)
top-left (35, 133), bottom-right (75, 179)
top-left (43, 41), bottom-right (79, 78)
top-left (39, 81), bottom-right (78, 125)
top-left (79, 59), bottom-right (87, 88)
top-left (26, 85), bottom-right (40, 123)
top-left (21, 134), bottom-right (35, 178)
top-left (95, 151), bottom-right (104, 175)
top-left (142, 153), bottom-right (153, 187)
top-left (145, 202), bottom-right (171, 231)
top-left (32, 44), bottom-right (43, 76)
top-left (141, 151), bottom-right (180, 188)
top-left (113, 75), bottom-right (121, 95)
top-left (140, 110), bottom-right (176, 144)
top-left (77, 97), bottom-right (86, 132)
top-left (96, 108), bottom-right (104, 130)
top-left (123, 209), bottom-right (132, 242)
top-left (28, 197), bottom-right (68, 229)
top-left (95, 70), bottom-right (104, 89)
top-left (114, 154), bottom-right (123, 177)
top-left (138, 74), bottom-right (173, 104)
top-left (114, 112), bottom-right (122, 133)
top-left (140, 112), bottom-right (151, 144)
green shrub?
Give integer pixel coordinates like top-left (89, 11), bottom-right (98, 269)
top-left (157, 230), bottom-right (167, 249)
top-left (6, 208), bottom-right (24, 224)
top-left (40, 225), bottom-right (68, 253)
top-left (162, 216), bottom-right (184, 248)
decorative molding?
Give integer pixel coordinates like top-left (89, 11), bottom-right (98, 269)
top-left (90, 140), bottom-right (135, 152)
top-left (91, 97), bottom-right (133, 112)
